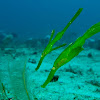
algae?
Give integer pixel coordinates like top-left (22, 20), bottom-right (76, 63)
top-left (35, 8), bottom-right (83, 71)
top-left (41, 22), bottom-right (100, 88)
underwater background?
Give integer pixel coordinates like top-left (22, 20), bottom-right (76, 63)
top-left (0, 0), bottom-right (100, 100)
top-left (0, 0), bottom-right (100, 40)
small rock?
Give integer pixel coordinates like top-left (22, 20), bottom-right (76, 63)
top-left (28, 58), bottom-right (36, 64)
top-left (51, 75), bottom-right (59, 82)
top-left (87, 53), bottom-right (93, 58)
top-left (33, 52), bottom-right (37, 55)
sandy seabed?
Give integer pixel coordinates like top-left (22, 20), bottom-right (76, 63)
top-left (0, 47), bottom-right (100, 100)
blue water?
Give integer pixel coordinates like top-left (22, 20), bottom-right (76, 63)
top-left (0, 1), bottom-right (100, 99)
top-left (0, 0), bottom-right (100, 40)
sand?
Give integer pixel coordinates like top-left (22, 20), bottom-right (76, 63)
top-left (0, 46), bottom-right (100, 100)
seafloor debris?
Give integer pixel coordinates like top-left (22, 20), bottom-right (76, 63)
top-left (28, 58), bottom-right (36, 64)
top-left (51, 75), bottom-right (59, 82)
